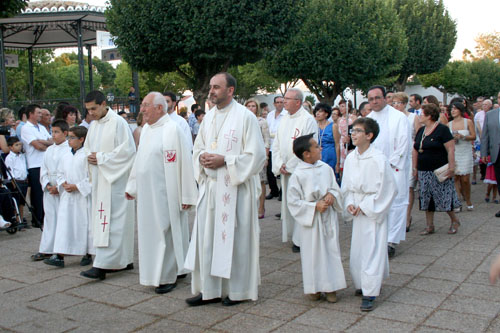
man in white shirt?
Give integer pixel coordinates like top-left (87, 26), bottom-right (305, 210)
top-left (163, 92), bottom-right (194, 151)
top-left (474, 98), bottom-right (489, 182)
top-left (409, 94), bottom-right (422, 115)
top-left (266, 96), bottom-right (287, 200)
top-left (20, 104), bottom-right (53, 227)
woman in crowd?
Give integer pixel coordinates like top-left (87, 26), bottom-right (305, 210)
top-left (338, 99), bottom-right (356, 175)
top-left (424, 95), bottom-right (447, 124)
top-left (133, 112), bottom-right (144, 148)
top-left (413, 103), bottom-right (461, 235)
top-left (358, 101), bottom-right (371, 117)
top-left (392, 93), bottom-right (421, 231)
top-left (314, 103), bottom-right (340, 175)
top-left (331, 107), bottom-right (340, 125)
top-left (303, 101), bottom-right (313, 114)
top-left (0, 108), bottom-right (15, 153)
top-left (55, 105), bottom-right (78, 127)
top-left (244, 98), bottom-right (270, 219)
top-left (448, 101), bottom-right (476, 211)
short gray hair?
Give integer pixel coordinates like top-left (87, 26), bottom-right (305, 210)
top-left (483, 99), bottom-right (492, 106)
top-left (148, 92), bottom-right (167, 113)
top-left (288, 88), bottom-right (304, 102)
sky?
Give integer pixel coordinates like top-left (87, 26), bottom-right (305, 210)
top-left (40, 0), bottom-right (500, 60)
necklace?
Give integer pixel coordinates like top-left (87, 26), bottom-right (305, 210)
top-left (318, 120), bottom-right (328, 147)
top-left (210, 107), bottom-right (231, 150)
top-left (418, 121), bottom-right (438, 153)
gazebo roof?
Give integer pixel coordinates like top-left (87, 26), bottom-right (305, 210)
top-left (0, 1), bottom-right (107, 49)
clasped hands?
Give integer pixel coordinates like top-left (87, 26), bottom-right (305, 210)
top-left (315, 193), bottom-right (335, 213)
top-left (347, 204), bottom-right (364, 217)
top-left (199, 152), bottom-right (225, 169)
top-left (62, 182), bottom-right (78, 193)
top-left (46, 184), bottom-right (59, 195)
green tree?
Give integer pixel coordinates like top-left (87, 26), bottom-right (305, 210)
top-left (230, 60), bottom-right (282, 101)
top-left (106, 0), bottom-right (303, 106)
top-left (391, 0), bottom-right (457, 91)
top-left (0, 0), bottom-right (27, 18)
top-left (267, 0), bottom-right (408, 104)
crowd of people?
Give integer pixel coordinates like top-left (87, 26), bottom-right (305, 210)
top-left (2, 72), bottom-right (500, 313)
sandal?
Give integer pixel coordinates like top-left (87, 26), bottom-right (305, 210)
top-left (420, 226), bottom-right (435, 235)
top-left (467, 205), bottom-right (474, 211)
top-left (448, 221), bottom-right (460, 234)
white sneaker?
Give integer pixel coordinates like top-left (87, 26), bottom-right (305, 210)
top-left (0, 217), bottom-right (11, 229)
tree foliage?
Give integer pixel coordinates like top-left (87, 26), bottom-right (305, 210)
top-left (106, 0), bottom-right (303, 106)
top-left (474, 32), bottom-right (500, 60)
top-left (391, 0), bottom-right (456, 91)
top-left (266, 0), bottom-right (408, 104)
top-left (230, 60), bottom-right (282, 101)
top-left (0, 0), bottom-right (27, 18)
top-left (419, 59), bottom-right (500, 100)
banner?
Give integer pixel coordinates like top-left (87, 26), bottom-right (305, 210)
top-left (5, 54), bottom-right (19, 68)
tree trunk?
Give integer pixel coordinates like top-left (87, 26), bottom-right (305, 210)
top-left (394, 73), bottom-right (408, 92)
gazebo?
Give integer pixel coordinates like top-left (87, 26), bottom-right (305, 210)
top-left (0, 1), bottom-right (107, 112)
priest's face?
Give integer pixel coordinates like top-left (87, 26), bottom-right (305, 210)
top-left (367, 88), bottom-right (387, 112)
top-left (209, 74), bottom-right (234, 108)
top-left (283, 91), bottom-right (301, 115)
top-left (141, 94), bottom-right (164, 125)
top-left (85, 101), bottom-right (108, 120)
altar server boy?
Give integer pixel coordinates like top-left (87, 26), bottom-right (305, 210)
top-left (44, 126), bottom-right (94, 267)
top-left (287, 133), bottom-right (346, 303)
top-left (341, 118), bottom-right (396, 312)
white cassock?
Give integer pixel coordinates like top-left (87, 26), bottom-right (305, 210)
top-left (185, 100), bottom-right (266, 301)
top-left (126, 114), bottom-right (198, 287)
top-left (39, 141), bottom-right (70, 254)
top-left (53, 148), bottom-right (94, 256)
top-left (342, 146), bottom-right (397, 296)
top-left (288, 160), bottom-right (346, 294)
top-left (84, 110), bottom-right (136, 269)
top-left (368, 105), bottom-right (410, 244)
top-left (272, 107), bottom-right (318, 245)
top-left (169, 111), bottom-right (194, 151)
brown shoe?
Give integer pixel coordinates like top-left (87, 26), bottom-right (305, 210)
top-left (307, 292), bottom-right (321, 301)
top-left (325, 292), bottom-right (337, 303)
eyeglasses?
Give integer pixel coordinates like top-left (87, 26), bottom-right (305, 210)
top-left (350, 128), bottom-right (365, 134)
top-left (368, 96), bottom-right (384, 102)
top-left (392, 101), bottom-right (405, 105)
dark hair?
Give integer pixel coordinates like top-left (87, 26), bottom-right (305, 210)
top-left (163, 91), bottom-right (177, 103)
top-left (69, 126), bottom-right (88, 140)
top-left (313, 103), bottom-right (332, 118)
top-left (410, 94), bottom-right (423, 105)
top-left (358, 101), bottom-right (370, 113)
top-left (260, 102), bottom-right (268, 109)
top-left (17, 106), bottom-right (26, 120)
top-left (84, 90), bottom-right (106, 105)
top-left (26, 104), bottom-right (41, 116)
top-left (215, 72), bottom-right (237, 90)
top-left (191, 104), bottom-right (200, 112)
top-left (352, 117), bottom-right (379, 143)
top-left (293, 133), bottom-right (315, 161)
top-left (368, 85), bottom-right (387, 98)
top-left (422, 103), bottom-right (440, 121)
top-left (338, 99), bottom-right (354, 113)
top-left (423, 95), bottom-right (439, 108)
top-left (54, 101), bottom-right (69, 118)
top-left (274, 96), bottom-right (284, 103)
top-left (52, 119), bottom-right (69, 132)
top-left (195, 109), bottom-right (205, 119)
top-left (449, 101), bottom-right (466, 120)
top-left (61, 105), bottom-right (78, 122)
top-left (7, 136), bottom-right (20, 146)
top-left (117, 111), bottom-right (127, 116)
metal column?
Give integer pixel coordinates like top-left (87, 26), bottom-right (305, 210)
top-left (132, 70), bottom-right (139, 117)
top-left (87, 45), bottom-right (93, 91)
top-left (0, 28), bottom-right (8, 107)
top-left (28, 48), bottom-right (34, 102)
top-left (77, 20), bottom-right (86, 113)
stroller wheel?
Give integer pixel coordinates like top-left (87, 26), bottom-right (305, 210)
top-left (6, 227), bottom-right (17, 234)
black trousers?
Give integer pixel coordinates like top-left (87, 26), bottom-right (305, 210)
top-left (266, 151), bottom-right (280, 196)
top-left (28, 167), bottom-right (44, 225)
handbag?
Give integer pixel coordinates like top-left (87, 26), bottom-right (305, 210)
top-left (433, 163), bottom-right (449, 182)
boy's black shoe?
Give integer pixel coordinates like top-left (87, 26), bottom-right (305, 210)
top-left (155, 283), bottom-right (177, 294)
top-left (80, 267), bottom-right (106, 280)
top-left (44, 255), bottom-right (64, 268)
top-left (360, 296), bottom-right (375, 311)
top-left (80, 254), bottom-right (93, 266)
top-left (186, 293), bottom-right (221, 306)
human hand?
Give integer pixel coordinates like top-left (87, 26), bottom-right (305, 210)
top-left (280, 164), bottom-right (289, 175)
top-left (62, 182), bottom-right (77, 193)
top-left (335, 164), bottom-right (340, 174)
top-left (316, 200), bottom-right (328, 213)
top-left (347, 204), bottom-right (361, 216)
top-left (323, 193), bottom-right (335, 206)
top-left (482, 156), bottom-right (488, 164)
top-left (201, 153), bottom-right (225, 169)
top-left (88, 152), bottom-right (98, 165)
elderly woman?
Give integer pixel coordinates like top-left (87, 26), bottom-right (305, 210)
top-left (413, 104), bottom-right (461, 235)
top-left (244, 98), bottom-right (270, 219)
top-left (0, 108), bottom-right (15, 153)
top-left (314, 103), bottom-right (340, 174)
top-left (392, 92), bottom-right (421, 231)
top-left (448, 102), bottom-right (476, 211)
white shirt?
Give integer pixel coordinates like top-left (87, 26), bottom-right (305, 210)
top-left (20, 120), bottom-right (51, 169)
top-left (266, 109), bottom-right (288, 152)
top-left (81, 119), bottom-right (92, 129)
top-left (168, 112), bottom-right (193, 151)
top-left (5, 151), bottom-right (28, 180)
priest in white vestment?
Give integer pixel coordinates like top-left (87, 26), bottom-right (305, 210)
top-left (272, 88), bottom-right (318, 250)
top-left (366, 86), bottom-right (410, 258)
top-left (164, 91), bottom-right (194, 151)
top-left (341, 117), bottom-right (397, 311)
top-left (287, 134), bottom-right (346, 301)
top-left (184, 73), bottom-right (266, 306)
top-left (126, 92), bottom-right (198, 294)
top-left (81, 91), bottom-right (136, 280)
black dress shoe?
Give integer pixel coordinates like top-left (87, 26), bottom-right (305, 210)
top-left (106, 263), bottom-right (134, 273)
top-left (388, 245), bottom-right (396, 259)
top-left (277, 193), bottom-right (282, 201)
top-left (275, 213), bottom-right (281, 218)
top-left (177, 274), bottom-right (187, 279)
top-left (292, 244), bottom-right (300, 253)
top-left (155, 283), bottom-right (177, 294)
top-left (495, 211), bottom-right (500, 218)
top-left (265, 193), bottom-right (276, 200)
top-left (186, 293), bottom-right (221, 306)
top-left (80, 267), bottom-right (106, 280)
top-left (355, 289), bottom-right (363, 296)
top-left (222, 296), bottom-right (243, 306)
top-left (360, 296), bottom-right (375, 311)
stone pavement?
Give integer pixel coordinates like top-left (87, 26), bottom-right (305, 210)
top-left (1, 183), bottom-right (500, 332)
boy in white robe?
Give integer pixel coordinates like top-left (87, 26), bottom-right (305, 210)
top-left (288, 134), bottom-right (346, 302)
top-left (341, 118), bottom-right (397, 311)
top-left (31, 120), bottom-right (70, 261)
top-left (45, 126), bottom-right (94, 267)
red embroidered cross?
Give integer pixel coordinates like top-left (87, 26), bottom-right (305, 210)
top-left (98, 202), bottom-right (105, 219)
top-left (291, 128), bottom-right (300, 140)
top-left (224, 130), bottom-right (237, 152)
top-left (101, 215), bottom-right (108, 232)
top-left (222, 193), bottom-right (230, 206)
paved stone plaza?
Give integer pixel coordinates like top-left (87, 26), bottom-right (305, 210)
top-left (1, 183), bottom-right (500, 332)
